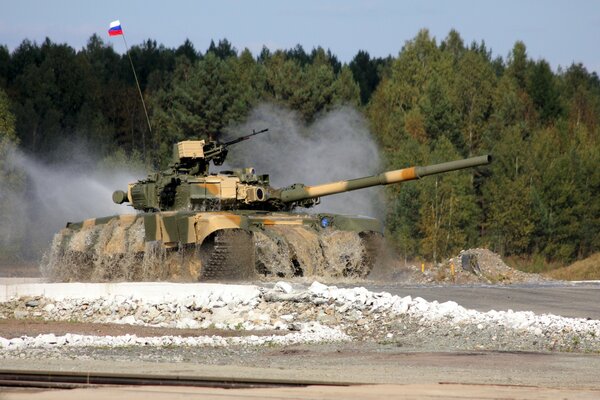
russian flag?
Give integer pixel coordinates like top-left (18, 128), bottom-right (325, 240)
top-left (108, 20), bottom-right (123, 36)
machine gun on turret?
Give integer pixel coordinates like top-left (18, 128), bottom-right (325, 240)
top-left (172, 129), bottom-right (269, 175)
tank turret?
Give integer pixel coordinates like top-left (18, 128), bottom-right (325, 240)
top-left (113, 134), bottom-right (491, 213)
top-left (112, 129), bottom-right (271, 212)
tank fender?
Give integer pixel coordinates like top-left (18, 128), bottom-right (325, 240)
top-left (318, 214), bottom-right (383, 233)
top-left (143, 212), bottom-right (248, 246)
top-left (193, 213), bottom-right (249, 245)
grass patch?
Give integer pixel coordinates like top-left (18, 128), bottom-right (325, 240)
top-left (505, 254), bottom-right (564, 274)
top-left (546, 253), bottom-right (600, 281)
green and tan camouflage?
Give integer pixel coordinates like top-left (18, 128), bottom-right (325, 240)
top-left (44, 132), bottom-right (491, 282)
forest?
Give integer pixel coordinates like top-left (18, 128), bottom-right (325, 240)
top-left (0, 29), bottom-right (599, 270)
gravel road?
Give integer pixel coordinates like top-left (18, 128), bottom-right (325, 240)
top-left (364, 281), bottom-right (600, 319)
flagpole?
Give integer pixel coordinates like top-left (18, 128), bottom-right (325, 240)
top-left (120, 31), bottom-right (151, 159)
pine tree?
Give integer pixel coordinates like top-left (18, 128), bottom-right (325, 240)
top-left (417, 137), bottom-right (479, 262)
top-left (483, 127), bottom-right (535, 255)
top-left (150, 53), bottom-right (250, 166)
top-left (0, 87), bottom-right (26, 261)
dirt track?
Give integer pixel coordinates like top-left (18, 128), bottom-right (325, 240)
top-left (2, 348), bottom-right (600, 399)
top-left (0, 319), bottom-right (286, 339)
top-left (363, 281), bottom-right (600, 319)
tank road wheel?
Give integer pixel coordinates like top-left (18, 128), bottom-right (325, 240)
top-left (198, 229), bottom-right (256, 281)
top-left (359, 231), bottom-right (384, 278)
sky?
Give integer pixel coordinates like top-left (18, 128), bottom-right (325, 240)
top-left (1, 0), bottom-right (599, 73)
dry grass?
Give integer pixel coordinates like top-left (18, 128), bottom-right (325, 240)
top-left (546, 253), bottom-right (600, 281)
top-left (505, 254), bottom-right (563, 274)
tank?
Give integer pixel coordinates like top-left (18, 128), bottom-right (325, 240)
top-left (42, 129), bottom-right (492, 282)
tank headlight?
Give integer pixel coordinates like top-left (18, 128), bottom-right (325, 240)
top-left (320, 216), bottom-right (331, 228)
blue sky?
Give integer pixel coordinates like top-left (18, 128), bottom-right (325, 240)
top-left (1, 0), bottom-right (599, 73)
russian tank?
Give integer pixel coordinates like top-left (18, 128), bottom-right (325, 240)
top-left (43, 129), bottom-right (492, 282)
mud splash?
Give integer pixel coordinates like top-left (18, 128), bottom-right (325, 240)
top-left (42, 219), bottom-right (379, 282)
top-left (42, 218), bottom-right (190, 282)
top-left (253, 227), bottom-right (372, 279)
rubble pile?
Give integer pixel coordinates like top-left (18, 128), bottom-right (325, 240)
top-left (397, 248), bottom-right (546, 284)
top-left (1, 281), bottom-right (599, 353)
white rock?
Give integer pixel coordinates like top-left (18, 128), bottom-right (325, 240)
top-left (44, 333), bottom-right (58, 344)
top-left (175, 318), bottom-right (200, 329)
top-left (220, 291), bottom-right (234, 305)
top-left (9, 338), bottom-right (24, 348)
top-left (43, 303), bottom-right (56, 313)
top-left (437, 301), bottom-right (459, 316)
top-left (274, 281), bottom-right (293, 294)
top-left (116, 316), bottom-right (137, 325)
top-left (308, 281), bottom-right (329, 296)
top-left (211, 307), bottom-right (235, 323)
top-left (210, 300), bottom-right (226, 308)
top-left (273, 321), bottom-right (289, 330)
top-left (0, 337), bottom-right (11, 348)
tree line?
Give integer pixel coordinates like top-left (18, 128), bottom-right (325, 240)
top-left (0, 29), bottom-right (598, 267)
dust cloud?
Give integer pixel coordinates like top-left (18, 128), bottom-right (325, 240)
top-left (223, 104), bottom-right (384, 218)
top-left (0, 143), bottom-right (142, 262)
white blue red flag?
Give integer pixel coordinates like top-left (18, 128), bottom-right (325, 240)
top-left (108, 20), bottom-right (123, 36)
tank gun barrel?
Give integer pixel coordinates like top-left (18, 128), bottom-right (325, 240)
top-left (280, 154), bottom-right (492, 203)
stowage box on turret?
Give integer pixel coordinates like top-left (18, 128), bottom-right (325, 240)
top-left (43, 129), bottom-right (491, 282)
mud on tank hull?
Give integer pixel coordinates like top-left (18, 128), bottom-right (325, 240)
top-left (42, 211), bottom-right (384, 282)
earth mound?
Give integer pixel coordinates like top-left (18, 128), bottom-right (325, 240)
top-left (393, 248), bottom-right (547, 284)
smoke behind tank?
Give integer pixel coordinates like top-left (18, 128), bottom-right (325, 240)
top-left (223, 104), bottom-right (384, 218)
top-left (0, 144), bottom-right (143, 262)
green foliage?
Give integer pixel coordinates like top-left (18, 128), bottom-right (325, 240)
top-left (417, 137), bottom-right (479, 262)
top-left (452, 51), bottom-right (495, 154)
top-left (507, 41), bottom-right (529, 89)
top-left (0, 88), bottom-right (26, 262)
top-left (483, 128), bottom-right (535, 255)
top-left (384, 137), bottom-right (426, 258)
top-left (369, 29), bottom-right (600, 264)
top-left (96, 147), bottom-right (146, 174)
top-left (150, 53), bottom-right (252, 165)
top-left (0, 87), bottom-right (16, 142)
top-left (207, 39), bottom-right (237, 60)
top-left (527, 60), bottom-right (562, 124)
top-left (0, 31), bottom-right (598, 266)
top-left (261, 48), bottom-right (359, 121)
top-left (349, 50), bottom-right (391, 104)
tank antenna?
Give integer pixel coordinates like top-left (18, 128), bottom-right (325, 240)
top-left (108, 20), bottom-right (152, 156)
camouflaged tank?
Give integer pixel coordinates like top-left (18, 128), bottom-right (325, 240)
top-left (43, 129), bottom-right (492, 282)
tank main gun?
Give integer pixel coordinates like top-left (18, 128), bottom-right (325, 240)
top-left (274, 155), bottom-right (492, 208)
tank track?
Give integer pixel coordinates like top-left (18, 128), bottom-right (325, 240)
top-left (198, 229), bottom-right (255, 281)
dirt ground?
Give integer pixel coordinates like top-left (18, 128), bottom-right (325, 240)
top-left (0, 319), bottom-right (286, 339)
top-left (2, 346), bottom-right (600, 394)
top-left (3, 383), bottom-right (600, 400)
